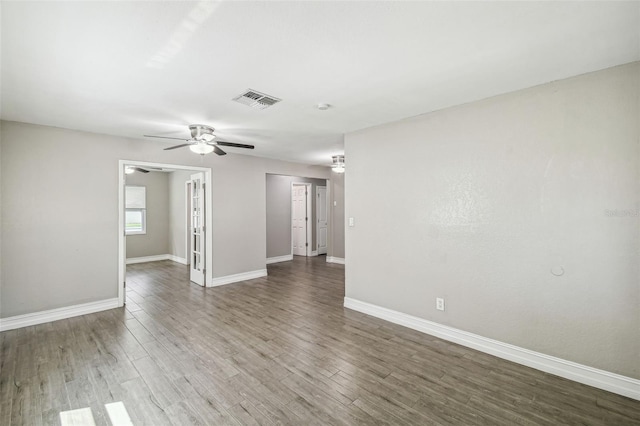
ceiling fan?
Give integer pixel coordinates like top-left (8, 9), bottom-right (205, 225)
top-left (125, 165), bottom-right (168, 174)
top-left (125, 166), bottom-right (150, 174)
top-left (144, 124), bottom-right (255, 156)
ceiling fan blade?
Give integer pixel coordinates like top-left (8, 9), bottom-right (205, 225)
top-left (144, 134), bottom-right (191, 141)
top-left (213, 145), bottom-right (227, 156)
top-left (163, 143), bottom-right (194, 150)
top-left (215, 141), bottom-right (255, 150)
top-left (133, 167), bottom-right (150, 173)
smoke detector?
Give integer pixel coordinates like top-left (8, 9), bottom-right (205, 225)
top-left (233, 89), bottom-right (281, 110)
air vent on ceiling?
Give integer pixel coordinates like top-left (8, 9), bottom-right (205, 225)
top-left (233, 89), bottom-right (281, 110)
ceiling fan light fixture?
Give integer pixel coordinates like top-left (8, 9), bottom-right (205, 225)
top-left (332, 155), bottom-right (345, 173)
top-left (201, 133), bottom-right (215, 142)
top-left (190, 143), bottom-right (215, 155)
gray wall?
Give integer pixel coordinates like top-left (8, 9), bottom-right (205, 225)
top-left (168, 170), bottom-right (193, 261)
top-left (345, 62), bottom-right (640, 379)
top-left (328, 172), bottom-right (345, 259)
top-left (125, 171), bottom-right (170, 258)
top-left (0, 122), bottom-right (330, 317)
top-left (266, 174), bottom-right (327, 259)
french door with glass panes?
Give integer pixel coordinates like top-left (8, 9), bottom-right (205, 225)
top-left (189, 173), bottom-right (205, 286)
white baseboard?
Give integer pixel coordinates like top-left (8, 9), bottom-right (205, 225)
top-left (126, 254), bottom-right (187, 265)
top-left (326, 256), bottom-right (345, 264)
top-left (168, 255), bottom-right (188, 265)
top-left (343, 297), bottom-right (640, 401)
top-left (208, 269), bottom-right (268, 287)
top-left (0, 298), bottom-right (120, 332)
top-left (266, 254), bottom-right (293, 264)
top-left (311, 250), bottom-right (318, 257)
top-left (126, 254), bottom-right (169, 264)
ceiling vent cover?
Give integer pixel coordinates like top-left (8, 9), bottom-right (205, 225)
top-left (233, 89), bottom-right (281, 110)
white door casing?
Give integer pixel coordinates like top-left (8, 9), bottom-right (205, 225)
top-left (292, 184), bottom-right (307, 256)
top-left (190, 173), bottom-right (205, 286)
top-left (185, 181), bottom-right (192, 266)
top-left (317, 186), bottom-right (328, 255)
top-left (122, 228), bottom-right (127, 305)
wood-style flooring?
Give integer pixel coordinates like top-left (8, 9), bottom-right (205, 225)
top-left (1, 256), bottom-right (639, 425)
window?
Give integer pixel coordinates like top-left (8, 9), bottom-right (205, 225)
top-left (125, 186), bottom-right (146, 235)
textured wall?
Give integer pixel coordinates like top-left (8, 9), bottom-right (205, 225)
top-left (345, 62), bottom-right (640, 378)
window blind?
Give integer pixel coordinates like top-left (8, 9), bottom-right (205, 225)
top-left (125, 186), bottom-right (146, 209)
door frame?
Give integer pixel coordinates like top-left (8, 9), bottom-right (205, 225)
top-left (291, 182), bottom-right (312, 257)
top-left (118, 160), bottom-right (213, 307)
top-left (185, 180), bottom-right (192, 266)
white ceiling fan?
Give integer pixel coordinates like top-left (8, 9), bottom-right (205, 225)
top-left (144, 124), bottom-right (255, 155)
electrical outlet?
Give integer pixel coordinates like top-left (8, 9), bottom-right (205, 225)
top-left (436, 298), bottom-right (445, 311)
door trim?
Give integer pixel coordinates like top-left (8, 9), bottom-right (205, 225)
top-left (185, 181), bottom-right (191, 267)
top-left (118, 160), bottom-right (213, 306)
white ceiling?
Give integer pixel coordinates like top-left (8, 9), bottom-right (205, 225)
top-left (2, 1), bottom-right (639, 166)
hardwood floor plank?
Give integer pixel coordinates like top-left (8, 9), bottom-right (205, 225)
top-left (248, 400), bottom-right (303, 426)
top-left (132, 356), bottom-right (184, 409)
top-left (164, 399), bottom-right (208, 426)
top-left (184, 373), bottom-right (245, 410)
top-left (351, 388), bottom-right (439, 426)
top-left (37, 361), bottom-right (70, 414)
top-left (171, 376), bottom-right (241, 425)
top-left (0, 330), bottom-right (18, 425)
top-left (119, 377), bottom-right (173, 425)
top-left (274, 353), bottom-right (356, 405)
top-left (229, 370), bottom-right (298, 409)
top-left (228, 400), bottom-right (274, 426)
top-left (281, 372), bottom-right (378, 425)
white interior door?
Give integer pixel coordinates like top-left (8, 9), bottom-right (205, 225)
top-left (292, 184), bottom-right (307, 256)
top-left (316, 186), bottom-right (328, 255)
top-left (190, 173), bottom-right (205, 286)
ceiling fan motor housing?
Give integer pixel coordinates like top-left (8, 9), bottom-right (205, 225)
top-left (189, 124), bottom-right (215, 140)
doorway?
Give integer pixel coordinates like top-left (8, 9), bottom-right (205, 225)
top-left (117, 161), bottom-right (213, 307)
top-left (265, 174), bottom-right (328, 263)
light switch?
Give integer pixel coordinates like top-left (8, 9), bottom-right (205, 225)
top-left (334, 201), bottom-right (337, 207)
top-left (348, 217), bottom-right (355, 227)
